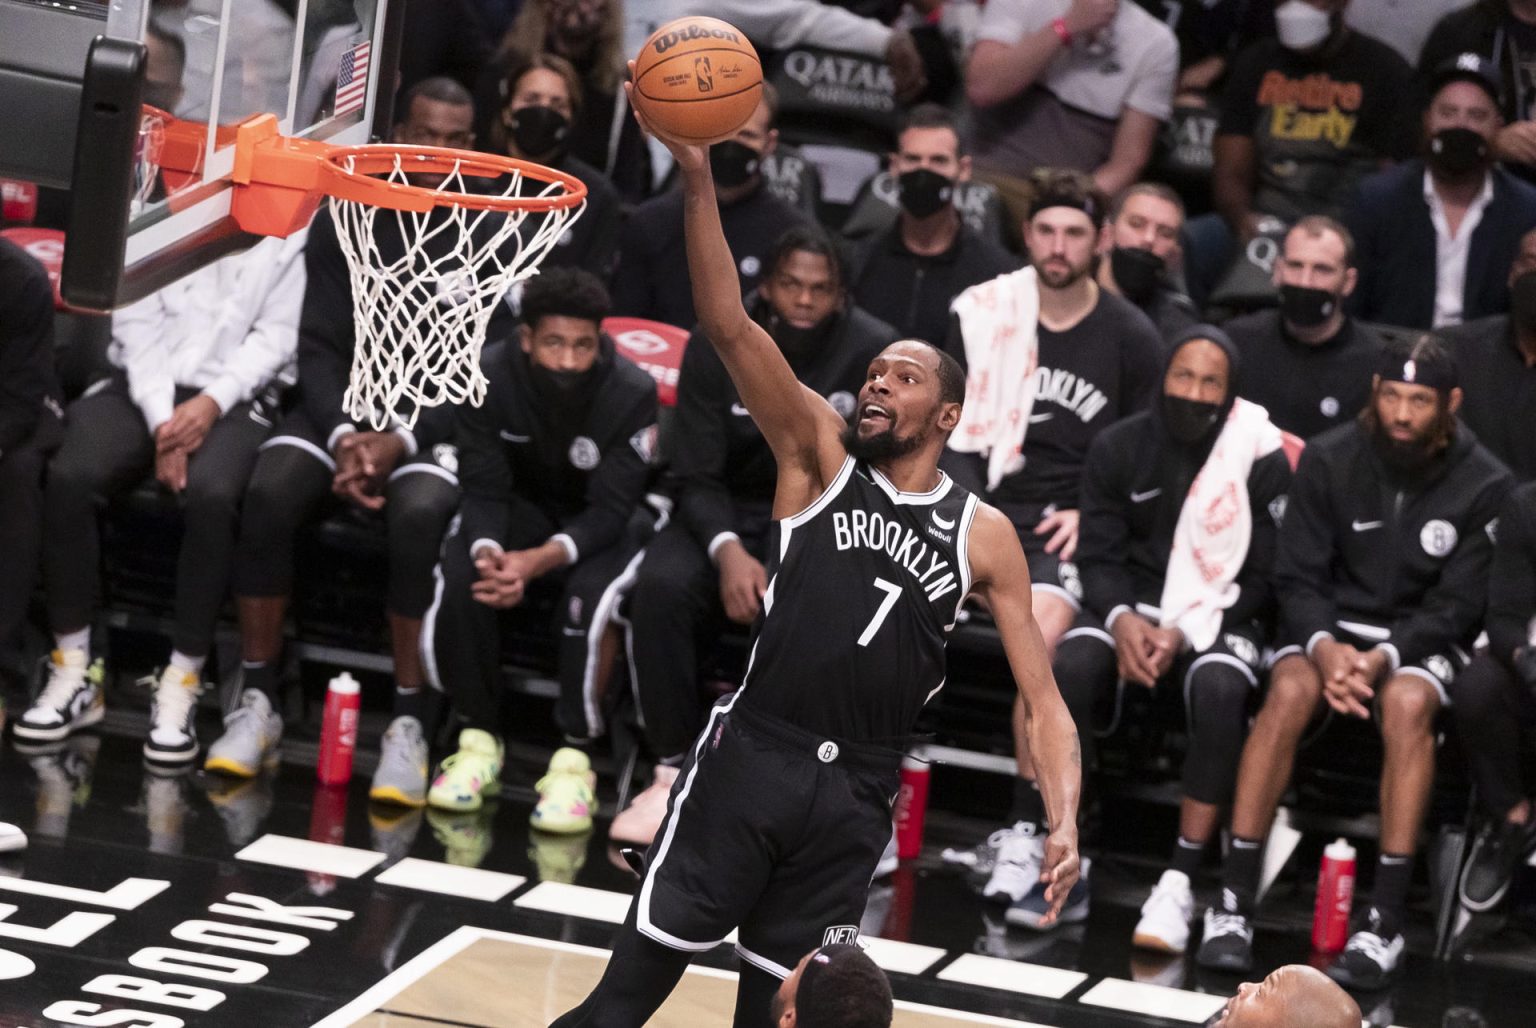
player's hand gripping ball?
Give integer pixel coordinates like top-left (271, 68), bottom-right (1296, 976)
top-left (631, 17), bottom-right (763, 144)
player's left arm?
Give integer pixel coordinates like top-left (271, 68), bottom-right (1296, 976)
top-left (967, 502), bottom-right (1082, 921)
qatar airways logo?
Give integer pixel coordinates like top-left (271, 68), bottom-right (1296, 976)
top-left (651, 24), bottom-right (742, 54)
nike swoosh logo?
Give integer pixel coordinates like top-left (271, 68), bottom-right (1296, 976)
top-left (932, 512), bottom-right (956, 530)
top-left (1130, 489), bottom-right (1162, 503)
top-left (730, 403), bottom-right (751, 416)
top-left (499, 431), bottom-right (530, 442)
top-left (1352, 520), bottom-right (1383, 532)
top-left (1028, 412), bottom-right (1053, 424)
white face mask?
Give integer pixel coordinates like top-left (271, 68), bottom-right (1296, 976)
top-left (1275, 0), bottom-right (1332, 51)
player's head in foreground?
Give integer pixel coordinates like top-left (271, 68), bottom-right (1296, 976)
top-left (1209, 964), bottom-right (1360, 1028)
top-left (770, 944), bottom-right (893, 1028)
top-left (843, 339), bottom-right (964, 470)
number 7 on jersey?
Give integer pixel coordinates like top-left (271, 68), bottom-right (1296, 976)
top-left (858, 577), bottom-right (903, 647)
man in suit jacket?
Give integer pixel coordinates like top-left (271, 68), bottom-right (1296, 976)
top-left (1347, 54), bottom-right (1536, 330)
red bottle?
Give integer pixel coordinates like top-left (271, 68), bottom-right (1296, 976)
top-left (1312, 837), bottom-right (1356, 954)
top-left (317, 671), bottom-right (361, 785)
top-left (894, 750), bottom-right (930, 860)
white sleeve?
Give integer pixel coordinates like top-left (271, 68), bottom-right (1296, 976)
top-left (1123, 23), bottom-right (1178, 121)
top-left (200, 233), bottom-right (307, 414)
top-left (110, 292), bottom-right (176, 432)
top-left (705, 0), bottom-right (892, 57)
top-left (975, 0), bottom-right (1053, 46)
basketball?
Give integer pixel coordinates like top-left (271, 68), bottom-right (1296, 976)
top-left (632, 17), bottom-right (763, 144)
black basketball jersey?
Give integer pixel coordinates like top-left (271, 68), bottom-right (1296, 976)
top-left (738, 456), bottom-right (980, 744)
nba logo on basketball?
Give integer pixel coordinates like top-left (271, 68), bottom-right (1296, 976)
top-left (822, 925), bottom-right (859, 946)
top-left (694, 56), bottom-right (714, 92)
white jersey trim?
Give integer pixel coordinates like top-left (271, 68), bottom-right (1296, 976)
top-left (782, 455), bottom-right (857, 529)
top-left (948, 493), bottom-right (982, 632)
top-left (869, 465), bottom-right (953, 505)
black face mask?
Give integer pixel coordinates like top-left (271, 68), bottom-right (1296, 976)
top-left (1511, 269), bottom-right (1536, 332)
top-left (1162, 394), bottom-right (1223, 445)
top-left (508, 105), bottom-right (570, 158)
top-left (1109, 246), bottom-right (1166, 305)
top-left (709, 140), bottom-right (761, 189)
top-left (530, 364), bottom-right (589, 394)
top-left (896, 168), bottom-right (954, 219)
top-left (767, 309), bottom-right (837, 356)
top-left (1428, 127), bottom-right (1490, 177)
top-left (1279, 284), bottom-right (1339, 329)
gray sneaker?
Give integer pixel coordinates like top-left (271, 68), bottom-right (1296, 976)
top-left (370, 715), bottom-right (428, 808)
top-left (203, 689), bottom-right (282, 778)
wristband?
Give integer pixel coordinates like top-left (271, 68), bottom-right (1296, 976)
top-left (1052, 17), bottom-right (1073, 46)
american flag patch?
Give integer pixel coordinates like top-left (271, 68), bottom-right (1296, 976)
top-left (334, 39), bottom-right (371, 117)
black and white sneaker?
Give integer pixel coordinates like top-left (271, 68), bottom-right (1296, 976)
top-left (1326, 908), bottom-right (1404, 990)
top-left (1459, 817), bottom-right (1536, 913)
top-left (143, 667), bottom-right (201, 765)
top-left (1194, 891), bottom-right (1255, 972)
top-left (14, 650), bottom-right (105, 742)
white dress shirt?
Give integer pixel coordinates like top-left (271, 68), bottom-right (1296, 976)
top-left (1424, 168), bottom-right (1494, 329)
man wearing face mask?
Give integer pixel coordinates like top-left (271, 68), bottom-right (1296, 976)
top-left (847, 104), bottom-right (1016, 348)
top-left (1346, 54), bottom-right (1536, 330)
top-left (1421, 0), bottom-right (1536, 182)
top-left (1043, 326), bottom-right (1289, 945)
top-left (1437, 226), bottom-right (1536, 481)
top-left (1195, 335), bottom-right (1511, 987)
top-left (1224, 216), bottom-right (1385, 439)
top-left (423, 268), bottom-right (660, 820)
top-left (611, 87), bottom-right (809, 329)
top-left (613, 226), bottom-right (896, 848)
top-left (1096, 182), bottom-right (1200, 343)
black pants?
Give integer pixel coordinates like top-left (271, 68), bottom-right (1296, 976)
top-left (1054, 614), bottom-right (1259, 806)
top-left (43, 379), bottom-right (270, 657)
top-left (231, 415), bottom-right (459, 619)
top-left (424, 502), bottom-right (648, 740)
top-left (0, 415), bottom-right (62, 655)
top-left (625, 520), bottom-right (769, 761)
top-left (1453, 654), bottom-right (1536, 819)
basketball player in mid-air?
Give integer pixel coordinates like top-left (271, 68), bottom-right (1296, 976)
top-left (551, 78), bottom-right (1082, 1028)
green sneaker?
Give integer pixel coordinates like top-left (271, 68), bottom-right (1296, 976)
top-left (426, 729), bottom-right (503, 812)
top-left (530, 747), bottom-right (596, 834)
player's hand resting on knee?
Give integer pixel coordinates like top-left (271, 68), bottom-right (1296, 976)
top-left (1111, 613), bottom-right (1161, 687)
top-left (1034, 508), bottom-right (1080, 561)
top-left (716, 541), bottom-right (767, 624)
top-left (1316, 638), bottom-right (1373, 719)
top-left (471, 548), bottom-right (526, 609)
top-left (1039, 824), bottom-right (1082, 925)
top-left (333, 431), bottom-right (406, 510)
top-left (155, 447), bottom-right (189, 494)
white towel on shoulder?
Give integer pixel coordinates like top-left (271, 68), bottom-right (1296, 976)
top-left (1158, 398), bottom-right (1283, 652)
top-left (947, 267), bottom-right (1041, 492)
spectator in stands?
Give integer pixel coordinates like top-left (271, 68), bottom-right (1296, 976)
top-left (1347, 54), bottom-right (1536, 329)
top-left (212, 80), bottom-right (476, 802)
top-left (1454, 482), bottom-right (1536, 913)
top-left (394, 0), bottom-right (492, 100)
top-left (611, 88), bottom-right (808, 330)
top-left (14, 233), bottom-right (304, 768)
top-left (1421, 0), bottom-right (1536, 182)
top-left (847, 104), bottom-right (1015, 348)
top-left (479, 0), bottom-right (650, 201)
top-left (1225, 217), bottom-right (1384, 439)
top-left (423, 268), bottom-right (659, 825)
top-left (1437, 225), bottom-right (1536, 480)
top-left (1211, 964), bottom-right (1361, 1028)
top-left (770, 944), bottom-right (893, 1028)
top-left (1096, 182), bottom-right (1200, 342)
top-left (492, 54), bottom-right (621, 281)
top-left (1132, 0), bottom-right (1276, 98)
top-left (966, 0), bottom-right (1178, 227)
top-left (1186, 1), bottom-right (1417, 304)
top-left (942, 169), bottom-right (1163, 905)
top-left (0, 238), bottom-right (63, 687)
top-left (1038, 326), bottom-right (1289, 946)
top-left (1196, 336), bottom-right (1512, 989)
top-left (613, 226), bottom-right (896, 849)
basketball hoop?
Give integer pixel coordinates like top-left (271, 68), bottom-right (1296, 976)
top-left (227, 114), bottom-right (587, 430)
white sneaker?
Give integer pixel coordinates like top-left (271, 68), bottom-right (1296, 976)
top-left (982, 822), bottom-right (1045, 904)
top-left (144, 666), bottom-right (201, 765)
top-left (609, 764), bottom-right (679, 846)
top-left (1133, 869), bottom-right (1195, 953)
top-left (204, 689), bottom-right (283, 778)
top-left (15, 649), bottom-right (105, 742)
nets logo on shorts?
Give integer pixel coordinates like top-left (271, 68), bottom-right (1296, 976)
top-left (822, 925), bottom-right (859, 946)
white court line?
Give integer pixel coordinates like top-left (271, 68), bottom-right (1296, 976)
top-left (311, 927), bottom-right (1051, 1028)
top-left (937, 952), bottom-right (1088, 999)
top-left (236, 834), bottom-right (385, 879)
top-left (513, 882), bottom-right (739, 943)
top-left (1078, 978), bottom-right (1229, 1023)
top-left (861, 935), bottom-right (948, 976)
top-left (373, 858), bottom-right (525, 902)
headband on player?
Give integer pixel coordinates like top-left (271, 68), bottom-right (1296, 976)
top-left (1028, 191), bottom-right (1103, 228)
top-left (796, 944), bottom-right (861, 1026)
top-left (1377, 349), bottom-right (1457, 392)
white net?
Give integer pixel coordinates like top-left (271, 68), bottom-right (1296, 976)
top-left (328, 152), bottom-right (583, 430)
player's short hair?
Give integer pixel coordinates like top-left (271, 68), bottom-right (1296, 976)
top-left (930, 344), bottom-right (966, 408)
top-left (1288, 214), bottom-right (1356, 268)
top-left (501, 53), bottom-right (585, 118)
top-left (1109, 181), bottom-right (1185, 223)
top-left (795, 945), bottom-right (893, 1028)
top-left (400, 75), bottom-right (474, 115)
top-left (1024, 167), bottom-right (1107, 229)
top-left (896, 103), bottom-right (964, 154)
top-left (767, 225), bottom-right (848, 290)
top-left (520, 267), bottom-right (610, 331)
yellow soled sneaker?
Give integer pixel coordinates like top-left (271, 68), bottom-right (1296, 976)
top-left (530, 747), bottom-right (597, 835)
top-left (426, 729), bottom-right (504, 812)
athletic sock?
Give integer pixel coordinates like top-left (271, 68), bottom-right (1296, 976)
top-left (1171, 836), bottom-right (1205, 878)
top-left (169, 651), bottom-right (205, 675)
top-left (241, 660), bottom-right (279, 702)
top-left (1222, 836), bottom-right (1264, 913)
top-left (392, 683), bottom-right (425, 723)
top-left (1370, 853), bottom-right (1414, 935)
top-left (55, 628), bottom-right (90, 655)
top-left (1009, 775), bottom-right (1047, 829)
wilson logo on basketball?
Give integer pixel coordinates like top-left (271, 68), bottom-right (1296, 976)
top-left (695, 56), bottom-right (714, 92)
top-left (652, 23), bottom-right (742, 54)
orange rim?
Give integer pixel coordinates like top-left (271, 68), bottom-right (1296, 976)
top-left (321, 144), bottom-right (587, 212)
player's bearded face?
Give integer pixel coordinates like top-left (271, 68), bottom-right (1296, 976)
top-left (842, 399), bottom-right (929, 463)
